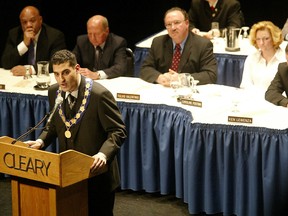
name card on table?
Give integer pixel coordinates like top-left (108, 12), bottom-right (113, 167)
top-left (180, 98), bottom-right (202, 108)
top-left (0, 84), bottom-right (5, 90)
top-left (117, 93), bottom-right (140, 100)
top-left (228, 116), bottom-right (253, 124)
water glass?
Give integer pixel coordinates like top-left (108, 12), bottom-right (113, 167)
top-left (36, 61), bottom-right (50, 89)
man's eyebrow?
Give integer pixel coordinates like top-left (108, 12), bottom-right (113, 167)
top-left (54, 69), bottom-right (70, 74)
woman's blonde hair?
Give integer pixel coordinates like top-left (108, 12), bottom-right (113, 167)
top-left (249, 21), bottom-right (283, 49)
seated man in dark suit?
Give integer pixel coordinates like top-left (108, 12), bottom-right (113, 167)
top-left (188, 0), bottom-right (245, 39)
top-left (265, 44), bottom-right (288, 107)
top-left (73, 15), bottom-right (127, 80)
top-left (140, 7), bottom-right (217, 87)
top-left (1, 5), bottom-right (66, 76)
top-left (282, 18), bottom-right (288, 41)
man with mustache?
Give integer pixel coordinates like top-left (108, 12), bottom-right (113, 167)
top-left (140, 7), bottom-right (217, 87)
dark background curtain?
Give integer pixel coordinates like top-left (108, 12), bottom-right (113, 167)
top-left (0, 0), bottom-right (287, 68)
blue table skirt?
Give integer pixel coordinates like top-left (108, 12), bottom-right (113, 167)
top-left (134, 47), bottom-right (247, 88)
top-left (0, 92), bottom-right (56, 152)
top-left (1, 92), bottom-right (288, 216)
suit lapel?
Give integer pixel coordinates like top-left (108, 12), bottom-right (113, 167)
top-left (164, 38), bottom-right (174, 71)
top-left (101, 34), bottom-right (112, 67)
top-left (69, 76), bottom-right (87, 137)
top-left (178, 33), bottom-right (193, 72)
top-left (35, 26), bottom-right (47, 63)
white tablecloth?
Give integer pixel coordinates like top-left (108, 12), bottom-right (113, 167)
top-left (1, 68), bottom-right (288, 130)
top-left (97, 77), bottom-right (288, 130)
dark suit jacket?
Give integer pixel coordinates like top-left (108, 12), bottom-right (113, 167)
top-left (265, 62), bottom-right (288, 107)
top-left (188, 0), bottom-right (245, 31)
top-left (73, 33), bottom-right (127, 78)
top-left (140, 32), bottom-right (217, 85)
top-left (39, 76), bottom-right (127, 191)
top-left (1, 23), bottom-right (66, 69)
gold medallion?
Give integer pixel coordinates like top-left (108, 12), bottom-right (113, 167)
top-left (65, 130), bottom-right (71, 138)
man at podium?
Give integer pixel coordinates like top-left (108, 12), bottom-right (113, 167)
top-left (26, 49), bottom-right (127, 216)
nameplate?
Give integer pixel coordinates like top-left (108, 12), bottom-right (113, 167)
top-left (117, 93), bottom-right (140, 100)
top-left (228, 116), bottom-right (253, 124)
top-left (0, 84), bottom-right (5, 90)
top-left (180, 98), bottom-right (202, 107)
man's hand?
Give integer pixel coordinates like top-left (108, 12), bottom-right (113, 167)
top-left (191, 28), bottom-right (200, 35)
top-left (25, 140), bottom-right (42, 149)
top-left (90, 152), bottom-right (107, 173)
top-left (157, 74), bottom-right (171, 87)
top-left (23, 27), bottom-right (35, 47)
top-left (78, 68), bottom-right (100, 80)
top-left (11, 65), bottom-right (26, 76)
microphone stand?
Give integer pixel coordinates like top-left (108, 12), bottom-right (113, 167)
top-left (11, 113), bottom-right (50, 144)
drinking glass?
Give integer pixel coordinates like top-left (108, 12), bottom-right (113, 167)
top-left (211, 22), bottom-right (220, 38)
top-left (231, 88), bottom-right (241, 112)
top-left (36, 61), bottom-right (51, 89)
top-left (23, 65), bottom-right (32, 80)
top-left (170, 73), bottom-right (181, 97)
top-left (177, 73), bottom-right (194, 99)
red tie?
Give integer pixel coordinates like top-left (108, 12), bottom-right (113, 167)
top-left (171, 44), bottom-right (181, 72)
top-left (210, 6), bottom-right (215, 11)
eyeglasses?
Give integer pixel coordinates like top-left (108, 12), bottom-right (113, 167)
top-left (165, 20), bottom-right (184, 29)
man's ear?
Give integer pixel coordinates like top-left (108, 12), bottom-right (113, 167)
top-left (75, 64), bottom-right (80, 71)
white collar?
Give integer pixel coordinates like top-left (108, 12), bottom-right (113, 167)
top-left (65, 74), bottom-right (81, 99)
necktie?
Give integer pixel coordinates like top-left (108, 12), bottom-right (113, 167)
top-left (171, 44), bottom-right (181, 72)
top-left (68, 94), bottom-right (76, 110)
top-left (27, 41), bottom-right (35, 65)
top-left (93, 46), bottom-right (102, 71)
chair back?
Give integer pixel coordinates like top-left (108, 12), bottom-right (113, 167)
top-left (126, 48), bottom-right (134, 77)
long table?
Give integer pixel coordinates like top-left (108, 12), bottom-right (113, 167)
top-left (1, 70), bottom-right (288, 216)
top-left (134, 30), bottom-right (253, 87)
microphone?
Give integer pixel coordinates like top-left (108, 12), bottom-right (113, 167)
top-left (45, 96), bottom-right (63, 128)
top-left (11, 96), bottom-right (63, 144)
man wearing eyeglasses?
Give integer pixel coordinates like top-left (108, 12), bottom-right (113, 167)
top-left (140, 7), bottom-right (217, 87)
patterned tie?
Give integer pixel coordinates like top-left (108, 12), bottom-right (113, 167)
top-left (93, 46), bottom-right (102, 71)
top-left (27, 41), bottom-right (35, 65)
top-left (68, 94), bottom-right (76, 110)
top-left (171, 44), bottom-right (181, 72)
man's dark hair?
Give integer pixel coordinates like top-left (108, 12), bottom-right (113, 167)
top-left (51, 49), bottom-right (77, 67)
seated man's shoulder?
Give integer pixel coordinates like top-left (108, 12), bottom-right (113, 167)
top-left (224, 0), bottom-right (241, 6)
top-left (42, 23), bottom-right (64, 35)
top-left (8, 25), bottom-right (22, 36)
top-left (279, 62), bottom-right (288, 71)
top-left (152, 34), bottom-right (171, 44)
top-left (191, 33), bottom-right (212, 45)
top-left (109, 33), bottom-right (127, 43)
top-left (76, 34), bottom-right (89, 41)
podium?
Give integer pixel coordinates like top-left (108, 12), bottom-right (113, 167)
top-left (0, 136), bottom-right (107, 216)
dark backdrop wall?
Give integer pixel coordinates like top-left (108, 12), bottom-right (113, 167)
top-left (0, 0), bottom-right (287, 68)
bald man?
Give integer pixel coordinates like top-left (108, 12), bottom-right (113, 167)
top-left (1, 5), bottom-right (66, 76)
top-left (73, 15), bottom-right (127, 80)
